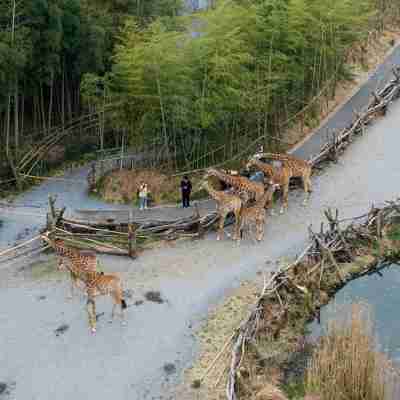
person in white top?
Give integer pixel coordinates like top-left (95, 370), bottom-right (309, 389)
top-left (138, 182), bottom-right (148, 210)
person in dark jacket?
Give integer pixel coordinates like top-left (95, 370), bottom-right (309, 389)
top-left (180, 176), bottom-right (192, 208)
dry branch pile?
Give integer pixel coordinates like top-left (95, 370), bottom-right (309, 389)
top-left (225, 200), bottom-right (400, 400)
top-left (308, 67), bottom-right (400, 168)
top-left (46, 195), bottom-right (226, 257)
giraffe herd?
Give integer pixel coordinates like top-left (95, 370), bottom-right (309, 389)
top-left (40, 152), bottom-right (311, 334)
top-left (201, 152), bottom-right (313, 242)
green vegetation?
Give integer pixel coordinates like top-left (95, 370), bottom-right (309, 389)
top-left (1, 0), bottom-right (400, 181)
top-left (0, 0), bottom-right (183, 180)
top-left (106, 0), bottom-right (399, 166)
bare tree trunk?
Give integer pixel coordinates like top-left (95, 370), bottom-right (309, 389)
top-left (40, 82), bottom-right (47, 133)
top-left (48, 70), bottom-right (54, 131)
top-left (156, 74), bottom-right (169, 157)
top-left (21, 88), bottom-right (25, 138)
top-left (14, 75), bottom-right (19, 156)
top-left (61, 65), bottom-right (65, 129)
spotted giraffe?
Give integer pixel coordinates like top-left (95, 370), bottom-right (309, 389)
top-left (200, 179), bottom-right (242, 241)
top-left (239, 182), bottom-right (280, 242)
top-left (78, 270), bottom-right (127, 333)
top-left (252, 152), bottom-right (312, 211)
top-left (246, 157), bottom-right (291, 214)
top-left (41, 233), bottom-right (97, 299)
top-left (205, 168), bottom-right (264, 203)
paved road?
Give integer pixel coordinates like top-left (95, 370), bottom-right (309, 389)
top-left (1, 46), bottom-right (400, 400)
top-left (292, 44), bottom-right (400, 159)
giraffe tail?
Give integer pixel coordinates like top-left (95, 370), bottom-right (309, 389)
top-left (121, 299), bottom-right (128, 309)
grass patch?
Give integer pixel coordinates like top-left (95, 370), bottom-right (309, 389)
top-left (282, 381), bottom-right (306, 399)
top-left (95, 169), bottom-right (207, 206)
top-left (30, 259), bottom-right (67, 280)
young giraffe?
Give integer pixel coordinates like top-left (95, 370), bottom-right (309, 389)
top-left (41, 233), bottom-right (97, 299)
top-left (252, 152), bottom-right (312, 211)
top-left (239, 182), bottom-right (280, 242)
top-left (82, 270), bottom-right (127, 333)
top-left (57, 260), bottom-right (128, 333)
top-left (205, 168), bottom-right (264, 203)
top-left (200, 179), bottom-right (242, 241)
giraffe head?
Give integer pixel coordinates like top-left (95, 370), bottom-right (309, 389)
top-left (41, 231), bottom-right (53, 245)
top-left (246, 157), bottom-right (257, 170)
top-left (269, 182), bottom-right (281, 192)
top-left (196, 178), bottom-right (209, 193)
top-left (253, 152), bottom-right (263, 160)
top-left (204, 168), bottom-right (217, 179)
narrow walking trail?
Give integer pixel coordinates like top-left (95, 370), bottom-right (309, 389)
top-left (1, 47), bottom-right (400, 400)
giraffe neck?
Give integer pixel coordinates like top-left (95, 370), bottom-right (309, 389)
top-left (211, 169), bottom-right (236, 186)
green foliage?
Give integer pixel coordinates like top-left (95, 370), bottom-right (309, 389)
top-left (282, 380), bottom-right (306, 399)
top-left (107, 0), bottom-right (379, 163)
top-left (387, 224), bottom-right (400, 241)
top-left (0, 0), bottom-right (395, 181)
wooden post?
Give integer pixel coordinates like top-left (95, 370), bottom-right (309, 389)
top-left (128, 211), bottom-right (137, 259)
top-left (195, 204), bottom-right (204, 238)
top-left (46, 212), bottom-right (52, 232)
top-left (89, 162), bottom-right (96, 191)
top-left (48, 195), bottom-right (57, 232)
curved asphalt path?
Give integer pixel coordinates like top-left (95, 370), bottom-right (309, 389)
top-left (1, 44), bottom-right (400, 400)
top-left (292, 44), bottom-right (400, 159)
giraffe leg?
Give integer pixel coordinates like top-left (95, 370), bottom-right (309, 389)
top-left (67, 273), bottom-right (78, 299)
top-left (217, 213), bottom-right (225, 240)
top-left (86, 297), bottom-right (97, 334)
top-left (109, 303), bottom-right (116, 323)
top-left (233, 210), bottom-right (241, 241)
top-left (259, 217), bottom-right (266, 242)
top-left (280, 184), bottom-right (289, 214)
top-left (120, 300), bottom-right (127, 325)
top-left (119, 291), bottom-right (127, 325)
top-left (302, 173), bottom-right (312, 205)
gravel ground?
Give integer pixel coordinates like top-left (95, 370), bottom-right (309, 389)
top-left (1, 45), bottom-right (400, 400)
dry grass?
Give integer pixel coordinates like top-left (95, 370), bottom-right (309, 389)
top-left (98, 169), bottom-right (180, 204)
top-left (177, 281), bottom-right (260, 400)
top-left (305, 303), bottom-right (400, 400)
top-left (97, 169), bottom-right (207, 205)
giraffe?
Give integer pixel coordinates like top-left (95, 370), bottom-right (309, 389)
top-left (41, 233), bottom-right (97, 299)
top-left (239, 182), bottom-right (280, 242)
top-left (57, 259), bottom-right (128, 333)
top-left (246, 157), bottom-right (291, 214)
top-left (205, 168), bottom-right (264, 203)
top-left (200, 179), bottom-right (242, 241)
top-left (251, 152), bottom-right (312, 211)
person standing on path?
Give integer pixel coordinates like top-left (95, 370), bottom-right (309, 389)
top-left (180, 176), bottom-right (192, 208)
top-left (138, 182), bottom-right (149, 210)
